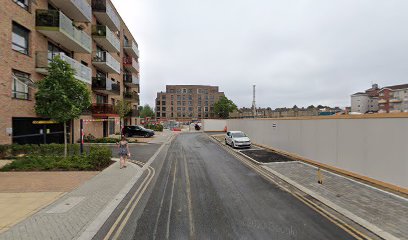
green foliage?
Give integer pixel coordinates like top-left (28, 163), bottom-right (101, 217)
top-left (35, 56), bottom-right (91, 123)
top-left (0, 145), bottom-right (11, 159)
top-left (0, 144), bottom-right (112, 171)
top-left (115, 100), bottom-right (132, 119)
top-left (145, 124), bottom-right (163, 132)
top-left (214, 96), bottom-right (238, 119)
top-left (88, 146), bottom-right (112, 170)
top-left (139, 104), bottom-right (155, 118)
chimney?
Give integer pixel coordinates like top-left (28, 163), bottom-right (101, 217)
top-left (372, 83), bottom-right (379, 89)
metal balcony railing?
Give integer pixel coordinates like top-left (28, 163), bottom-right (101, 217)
top-left (36, 9), bottom-right (92, 52)
top-left (91, 103), bottom-right (117, 115)
top-left (35, 51), bottom-right (91, 84)
top-left (92, 76), bottom-right (120, 94)
top-left (123, 73), bottom-right (140, 85)
top-left (123, 91), bottom-right (139, 102)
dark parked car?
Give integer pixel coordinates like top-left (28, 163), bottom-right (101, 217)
top-left (122, 126), bottom-right (155, 138)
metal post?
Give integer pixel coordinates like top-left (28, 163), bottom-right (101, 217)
top-left (80, 119), bottom-right (84, 154)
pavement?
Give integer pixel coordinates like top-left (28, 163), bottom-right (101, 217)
top-left (110, 133), bottom-right (356, 239)
top-left (0, 130), bottom-right (174, 240)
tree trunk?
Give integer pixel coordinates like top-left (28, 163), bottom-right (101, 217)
top-left (64, 121), bottom-right (67, 158)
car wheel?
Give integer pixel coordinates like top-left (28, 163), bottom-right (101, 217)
top-left (144, 133), bottom-right (150, 138)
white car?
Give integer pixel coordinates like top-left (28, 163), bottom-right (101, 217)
top-left (225, 131), bottom-right (252, 148)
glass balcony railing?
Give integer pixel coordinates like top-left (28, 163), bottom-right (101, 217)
top-left (36, 9), bottom-right (92, 53)
top-left (92, 0), bottom-right (120, 32)
top-left (92, 76), bottom-right (120, 95)
top-left (48, 0), bottom-right (92, 22)
top-left (35, 51), bottom-right (91, 84)
top-left (92, 51), bottom-right (121, 74)
top-left (92, 25), bottom-right (120, 52)
top-left (123, 91), bottom-right (139, 102)
top-left (123, 56), bottom-right (140, 73)
top-left (124, 40), bottom-right (139, 58)
top-left (123, 73), bottom-right (140, 86)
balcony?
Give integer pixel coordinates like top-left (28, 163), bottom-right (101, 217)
top-left (123, 91), bottom-right (139, 103)
top-left (127, 109), bottom-right (139, 117)
top-left (48, 0), bottom-right (92, 22)
top-left (92, 25), bottom-right (120, 53)
top-left (91, 0), bottom-right (120, 32)
top-left (35, 52), bottom-right (91, 85)
top-left (390, 98), bottom-right (402, 103)
top-left (378, 99), bottom-right (387, 104)
top-left (91, 104), bottom-right (118, 117)
top-left (92, 76), bottom-right (120, 95)
top-left (124, 40), bottom-right (139, 59)
top-left (92, 51), bottom-right (121, 74)
top-left (123, 57), bottom-right (140, 73)
top-left (36, 10), bottom-right (92, 53)
top-left (123, 73), bottom-right (140, 88)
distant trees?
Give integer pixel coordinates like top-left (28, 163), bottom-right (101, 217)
top-left (139, 104), bottom-right (155, 118)
top-left (214, 96), bottom-right (237, 119)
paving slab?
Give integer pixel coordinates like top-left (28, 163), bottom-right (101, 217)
top-left (264, 161), bottom-right (408, 240)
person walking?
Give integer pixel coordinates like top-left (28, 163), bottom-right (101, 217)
top-left (118, 136), bottom-right (131, 169)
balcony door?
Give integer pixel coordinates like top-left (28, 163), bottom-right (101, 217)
top-left (48, 42), bottom-right (70, 62)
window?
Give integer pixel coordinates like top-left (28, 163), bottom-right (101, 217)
top-left (12, 22), bottom-right (29, 55)
top-left (14, 0), bottom-right (29, 10)
top-left (12, 70), bottom-right (30, 100)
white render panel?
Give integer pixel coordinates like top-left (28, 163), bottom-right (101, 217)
top-left (227, 118), bottom-right (408, 189)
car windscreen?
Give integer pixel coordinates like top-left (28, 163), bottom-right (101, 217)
top-left (232, 132), bottom-right (246, 138)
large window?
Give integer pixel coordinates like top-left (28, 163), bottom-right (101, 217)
top-left (12, 22), bottom-right (29, 55)
top-left (12, 70), bottom-right (30, 100)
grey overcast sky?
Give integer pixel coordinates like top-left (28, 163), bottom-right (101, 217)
top-left (112, 0), bottom-right (408, 109)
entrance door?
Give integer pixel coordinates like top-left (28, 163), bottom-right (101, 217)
top-left (103, 121), bottom-right (108, 137)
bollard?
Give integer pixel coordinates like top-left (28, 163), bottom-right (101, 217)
top-left (317, 168), bottom-right (323, 184)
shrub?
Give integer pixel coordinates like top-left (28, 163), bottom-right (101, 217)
top-left (0, 145), bottom-right (11, 159)
top-left (145, 124), bottom-right (163, 132)
top-left (88, 146), bottom-right (112, 170)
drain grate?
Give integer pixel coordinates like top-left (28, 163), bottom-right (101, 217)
top-left (240, 149), bottom-right (294, 163)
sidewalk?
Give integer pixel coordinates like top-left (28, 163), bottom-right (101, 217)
top-left (0, 162), bottom-right (143, 240)
top-left (263, 161), bottom-right (408, 240)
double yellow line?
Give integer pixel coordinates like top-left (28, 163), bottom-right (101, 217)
top-left (210, 136), bottom-right (374, 240)
top-left (104, 161), bottom-right (156, 240)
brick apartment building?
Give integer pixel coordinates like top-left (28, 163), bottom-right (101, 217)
top-left (378, 84), bottom-right (408, 113)
top-left (0, 0), bottom-right (140, 144)
top-left (155, 85), bottom-right (225, 122)
top-left (351, 84), bottom-right (408, 113)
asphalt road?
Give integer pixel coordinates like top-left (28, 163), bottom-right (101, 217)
top-left (111, 133), bottom-right (356, 240)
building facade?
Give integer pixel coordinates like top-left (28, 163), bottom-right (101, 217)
top-left (350, 84), bottom-right (380, 113)
top-left (378, 84), bottom-right (408, 113)
top-left (155, 85), bottom-right (225, 122)
top-left (0, 0), bottom-right (140, 144)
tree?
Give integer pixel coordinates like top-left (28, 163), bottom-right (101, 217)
top-left (139, 104), bottom-right (155, 118)
top-left (35, 56), bottom-right (91, 157)
top-left (115, 100), bottom-right (132, 135)
top-left (214, 96), bottom-right (237, 119)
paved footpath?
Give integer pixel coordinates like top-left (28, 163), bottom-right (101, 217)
top-left (263, 161), bottom-right (408, 240)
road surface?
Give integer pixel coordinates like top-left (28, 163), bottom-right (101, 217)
top-left (103, 133), bottom-right (356, 240)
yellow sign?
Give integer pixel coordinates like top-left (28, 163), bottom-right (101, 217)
top-left (32, 120), bottom-right (58, 125)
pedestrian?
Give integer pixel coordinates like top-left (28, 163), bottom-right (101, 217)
top-left (118, 136), bottom-right (131, 169)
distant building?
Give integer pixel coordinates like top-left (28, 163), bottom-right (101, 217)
top-left (350, 84), bottom-right (380, 113)
top-left (155, 85), bottom-right (225, 121)
top-left (378, 84), bottom-right (408, 113)
top-left (351, 83), bottom-right (408, 113)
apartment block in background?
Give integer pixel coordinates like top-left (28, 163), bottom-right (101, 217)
top-left (0, 0), bottom-right (140, 144)
top-left (378, 84), bottom-right (408, 113)
top-left (155, 85), bottom-right (225, 122)
top-left (350, 84), bottom-right (380, 113)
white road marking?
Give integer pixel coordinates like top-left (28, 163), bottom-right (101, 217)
top-left (166, 158), bottom-right (178, 239)
top-left (182, 146), bottom-right (196, 239)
